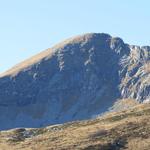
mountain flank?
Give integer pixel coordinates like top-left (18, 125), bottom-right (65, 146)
top-left (0, 33), bottom-right (149, 130)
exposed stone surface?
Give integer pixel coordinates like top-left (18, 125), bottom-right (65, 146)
top-left (0, 33), bottom-right (149, 130)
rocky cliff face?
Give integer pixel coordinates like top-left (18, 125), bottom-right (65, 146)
top-left (0, 33), bottom-right (149, 130)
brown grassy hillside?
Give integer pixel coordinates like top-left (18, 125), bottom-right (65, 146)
top-left (0, 103), bottom-right (150, 150)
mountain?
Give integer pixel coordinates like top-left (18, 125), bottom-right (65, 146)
top-left (0, 103), bottom-right (150, 150)
top-left (0, 33), bottom-right (149, 130)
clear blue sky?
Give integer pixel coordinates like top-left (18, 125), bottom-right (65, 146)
top-left (0, 0), bottom-right (150, 73)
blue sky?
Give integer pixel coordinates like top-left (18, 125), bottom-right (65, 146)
top-left (0, 0), bottom-right (150, 73)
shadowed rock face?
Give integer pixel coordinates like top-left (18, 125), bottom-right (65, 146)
top-left (0, 33), bottom-right (149, 130)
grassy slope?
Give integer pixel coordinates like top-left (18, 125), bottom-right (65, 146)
top-left (0, 103), bottom-right (150, 150)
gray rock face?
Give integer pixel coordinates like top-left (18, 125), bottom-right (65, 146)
top-left (0, 33), bottom-right (149, 130)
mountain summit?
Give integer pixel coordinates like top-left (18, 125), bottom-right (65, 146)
top-left (0, 33), bottom-right (149, 130)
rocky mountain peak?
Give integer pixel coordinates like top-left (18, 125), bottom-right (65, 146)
top-left (0, 33), bottom-right (149, 130)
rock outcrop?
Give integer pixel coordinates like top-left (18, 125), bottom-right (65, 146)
top-left (0, 33), bottom-right (149, 130)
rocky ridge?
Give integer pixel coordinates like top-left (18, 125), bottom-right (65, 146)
top-left (0, 33), bottom-right (149, 130)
